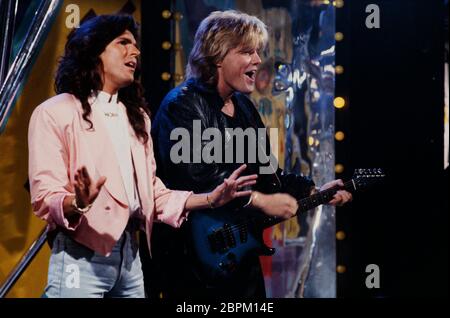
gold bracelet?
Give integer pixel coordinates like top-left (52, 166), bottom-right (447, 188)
top-left (206, 194), bottom-right (215, 209)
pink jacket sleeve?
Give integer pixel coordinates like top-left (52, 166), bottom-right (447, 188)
top-left (147, 117), bottom-right (192, 228)
top-left (28, 105), bottom-right (82, 230)
top-left (153, 174), bottom-right (192, 228)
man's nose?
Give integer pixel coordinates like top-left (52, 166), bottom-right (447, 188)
top-left (252, 51), bottom-right (262, 65)
top-left (131, 45), bottom-right (140, 57)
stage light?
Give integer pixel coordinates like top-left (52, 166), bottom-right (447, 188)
top-left (161, 10), bottom-right (171, 19)
top-left (336, 231), bottom-right (346, 240)
top-left (161, 72), bottom-right (171, 81)
top-left (335, 32), bottom-right (344, 41)
top-left (335, 164), bottom-right (344, 173)
top-left (335, 131), bottom-right (345, 141)
top-left (173, 12), bottom-right (183, 21)
top-left (335, 65), bottom-right (344, 74)
top-left (174, 73), bottom-right (184, 82)
top-left (162, 41), bottom-right (172, 50)
top-left (173, 43), bottom-right (182, 51)
top-left (334, 97), bottom-right (346, 108)
top-left (334, 0), bottom-right (344, 8)
top-left (337, 265), bottom-right (346, 273)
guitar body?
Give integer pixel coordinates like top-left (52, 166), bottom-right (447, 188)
top-left (185, 206), bottom-right (274, 284)
top-left (184, 168), bottom-right (384, 286)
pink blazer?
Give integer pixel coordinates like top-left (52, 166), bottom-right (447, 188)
top-left (28, 93), bottom-right (192, 256)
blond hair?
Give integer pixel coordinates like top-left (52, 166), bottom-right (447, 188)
top-left (186, 10), bottom-right (268, 86)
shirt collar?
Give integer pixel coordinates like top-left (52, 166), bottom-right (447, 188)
top-left (94, 90), bottom-right (119, 104)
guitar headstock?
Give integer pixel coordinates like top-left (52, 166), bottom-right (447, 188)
top-left (352, 168), bottom-right (386, 190)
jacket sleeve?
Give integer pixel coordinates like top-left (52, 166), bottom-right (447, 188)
top-left (151, 146), bottom-right (193, 228)
top-left (276, 168), bottom-right (315, 200)
top-left (28, 105), bottom-right (82, 230)
top-left (145, 114), bottom-right (193, 228)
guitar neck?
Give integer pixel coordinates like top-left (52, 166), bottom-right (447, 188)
top-left (260, 179), bottom-right (356, 229)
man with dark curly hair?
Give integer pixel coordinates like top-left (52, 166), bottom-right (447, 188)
top-left (28, 14), bottom-right (256, 298)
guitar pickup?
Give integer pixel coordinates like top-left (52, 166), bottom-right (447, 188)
top-left (208, 230), bottom-right (226, 253)
top-left (208, 224), bottom-right (236, 253)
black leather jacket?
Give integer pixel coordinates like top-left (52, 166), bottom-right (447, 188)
top-left (152, 78), bottom-right (315, 204)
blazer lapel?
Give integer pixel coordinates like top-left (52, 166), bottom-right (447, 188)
top-left (81, 102), bottom-right (128, 206)
top-left (128, 122), bottom-right (150, 212)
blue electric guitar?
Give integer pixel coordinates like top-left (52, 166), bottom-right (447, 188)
top-left (185, 168), bottom-right (385, 285)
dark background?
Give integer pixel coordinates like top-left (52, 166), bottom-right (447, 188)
top-left (334, 0), bottom-right (448, 298)
top-left (141, 0), bottom-right (448, 298)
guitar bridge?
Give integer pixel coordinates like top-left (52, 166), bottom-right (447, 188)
top-left (238, 225), bottom-right (248, 243)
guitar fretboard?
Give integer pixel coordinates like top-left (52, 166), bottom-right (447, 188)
top-left (261, 180), bottom-right (356, 228)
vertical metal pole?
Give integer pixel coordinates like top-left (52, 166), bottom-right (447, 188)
top-left (0, 0), bottom-right (18, 84)
top-left (0, 227), bottom-right (48, 298)
top-left (0, 0), bottom-right (62, 132)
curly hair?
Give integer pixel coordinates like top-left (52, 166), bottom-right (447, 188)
top-left (55, 14), bottom-right (150, 144)
top-left (186, 10), bottom-right (268, 86)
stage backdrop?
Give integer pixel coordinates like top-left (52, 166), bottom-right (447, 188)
top-left (0, 0), bottom-right (141, 298)
top-left (172, 0), bottom-right (337, 297)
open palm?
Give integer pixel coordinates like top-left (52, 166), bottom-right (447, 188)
top-left (209, 164), bottom-right (257, 208)
top-left (74, 166), bottom-right (107, 208)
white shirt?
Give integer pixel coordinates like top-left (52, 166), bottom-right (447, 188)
top-left (91, 91), bottom-right (140, 214)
